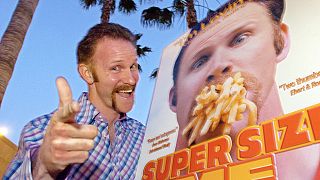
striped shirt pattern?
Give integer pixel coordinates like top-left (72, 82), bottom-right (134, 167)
top-left (4, 92), bottom-right (145, 179)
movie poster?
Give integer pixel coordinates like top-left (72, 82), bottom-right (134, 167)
top-left (136, 0), bottom-right (320, 179)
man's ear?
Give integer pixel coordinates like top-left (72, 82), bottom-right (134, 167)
top-left (78, 64), bottom-right (94, 85)
top-left (169, 87), bottom-right (177, 113)
top-left (276, 23), bottom-right (290, 63)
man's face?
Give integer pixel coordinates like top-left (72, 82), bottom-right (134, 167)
top-left (90, 38), bottom-right (139, 113)
top-left (171, 2), bottom-right (288, 149)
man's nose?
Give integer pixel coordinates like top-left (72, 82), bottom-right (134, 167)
top-left (122, 70), bottom-right (137, 85)
top-left (207, 66), bottom-right (232, 82)
top-left (206, 51), bottom-right (233, 83)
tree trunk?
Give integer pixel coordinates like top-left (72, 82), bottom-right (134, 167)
top-left (101, 0), bottom-right (115, 23)
top-left (0, 0), bottom-right (39, 108)
top-left (186, 0), bottom-right (197, 28)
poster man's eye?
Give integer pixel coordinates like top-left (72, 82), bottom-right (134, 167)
top-left (192, 55), bottom-right (209, 70)
top-left (230, 33), bottom-right (249, 47)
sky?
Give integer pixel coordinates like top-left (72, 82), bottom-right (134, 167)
top-left (0, 0), bottom-right (226, 144)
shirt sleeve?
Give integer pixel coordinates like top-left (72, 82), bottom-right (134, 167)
top-left (3, 114), bottom-right (50, 180)
top-left (3, 131), bottom-right (35, 179)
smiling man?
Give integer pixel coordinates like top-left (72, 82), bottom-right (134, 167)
top-left (5, 23), bottom-right (145, 179)
top-left (169, 0), bottom-right (319, 179)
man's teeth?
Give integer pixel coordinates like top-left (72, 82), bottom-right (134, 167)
top-left (118, 89), bottom-right (133, 93)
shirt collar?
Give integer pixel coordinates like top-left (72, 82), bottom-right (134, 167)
top-left (94, 113), bottom-right (129, 131)
top-left (75, 92), bottom-right (131, 130)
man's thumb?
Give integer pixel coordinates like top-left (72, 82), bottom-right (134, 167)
top-left (56, 77), bottom-right (73, 107)
top-left (55, 77), bottom-right (79, 123)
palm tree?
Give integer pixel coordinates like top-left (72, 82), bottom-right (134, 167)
top-left (0, 0), bottom-right (39, 108)
top-left (141, 0), bottom-right (212, 30)
top-left (80, 0), bottom-right (138, 23)
top-left (80, 0), bottom-right (151, 71)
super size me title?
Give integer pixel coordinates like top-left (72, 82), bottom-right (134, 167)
top-left (143, 103), bottom-right (320, 180)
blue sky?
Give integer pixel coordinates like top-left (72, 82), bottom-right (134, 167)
top-left (0, 0), bottom-right (225, 144)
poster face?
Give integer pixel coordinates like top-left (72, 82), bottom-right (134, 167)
top-left (136, 0), bottom-right (320, 179)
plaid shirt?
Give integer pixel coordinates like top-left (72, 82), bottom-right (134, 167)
top-left (4, 92), bottom-right (145, 179)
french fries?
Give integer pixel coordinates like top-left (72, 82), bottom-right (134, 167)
top-left (183, 72), bottom-right (257, 146)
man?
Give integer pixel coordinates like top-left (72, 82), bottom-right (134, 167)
top-left (4, 23), bottom-right (145, 179)
top-left (169, 0), bottom-right (319, 179)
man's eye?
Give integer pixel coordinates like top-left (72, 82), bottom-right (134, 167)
top-left (230, 33), bottom-right (249, 47)
top-left (192, 55), bottom-right (209, 70)
top-left (131, 64), bottom-right (138, 71)
top-left (112, 66), bottom-right (120, 71)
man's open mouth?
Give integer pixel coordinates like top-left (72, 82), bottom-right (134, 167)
top-left (117, 89), bottom-right (134, 97)
top-left (114, 85), bottom-right (135, 98)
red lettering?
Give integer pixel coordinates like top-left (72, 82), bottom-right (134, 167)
top-left (189, 143), bottom-right (206, 173)
top-left (171, 149), bottom-right (189, 178)
top-left (156, 155), bottom-right (172, 180)
top-left (238, 126), bottom-right (262, 159)
top-left (307, 105), bottom-right (320, 140)
top-left (278, 111), bottom-right (311, 149)
top-left (207, 136), bottom-right (232, 168)
top-left (143, 160), bottom-right (156, 180)
top-left (262, 121), bottom-right (278, 153)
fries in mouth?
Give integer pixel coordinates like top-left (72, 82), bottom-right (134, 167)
top-left (182, 72), bottom-right (257, 146)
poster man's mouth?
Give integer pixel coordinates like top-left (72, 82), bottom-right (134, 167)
top-left (183, 72), bottom-right (258, 146)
